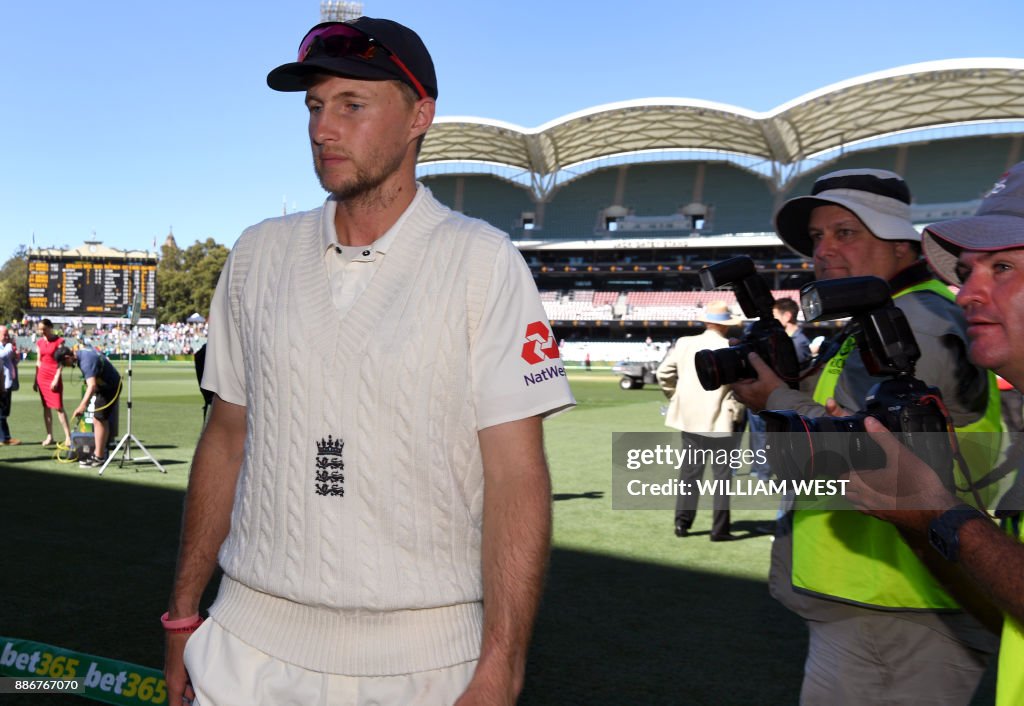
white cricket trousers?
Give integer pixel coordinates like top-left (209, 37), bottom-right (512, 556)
top-left (183, 619), bottom-right (478, 706)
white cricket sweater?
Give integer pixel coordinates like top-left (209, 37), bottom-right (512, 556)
top-left (209, 192), bottom-right (506, 675)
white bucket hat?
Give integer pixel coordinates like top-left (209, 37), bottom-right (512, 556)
top-left (775, 168), bottom-right (921, 258)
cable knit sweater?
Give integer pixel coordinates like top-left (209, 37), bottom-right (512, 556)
top-left (208, 192), bottom-right (509, 675)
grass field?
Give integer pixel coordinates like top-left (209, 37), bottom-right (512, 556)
top-left (0, 361), bottom-right (997, 704)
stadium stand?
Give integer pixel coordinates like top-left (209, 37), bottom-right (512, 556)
top-left (460, 174), bottom-right (535, 233)
top-left (620, 163), bottom-right (700, 226)
top-left (701, 164), bottom-right (775, 235)
top-left (902, 136), bottom-right (1020, 202)
top-left (414, 61), bottom-right (1024, 360)
top-left (558, 340), bottom-right (668, 366)
top-left (420, 173), bottom-right (534, 234)
top-left (787, 146), bottom-right (905, 197)
top-left (784, 137), bottom-right (1020, 206)
top-left (541, 168), bottom-right (623, 237)
top-left (421, 173), bottom-right (458, 206)
top-left (540, 289), bottom-right (803, 326)
top-left (13, 322), bottom-right (208, 360)
top-left (427, 134), bottom-right (1012, 357)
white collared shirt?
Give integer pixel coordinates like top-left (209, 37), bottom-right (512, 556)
top-left (320, 187), bottom-right (420, 316)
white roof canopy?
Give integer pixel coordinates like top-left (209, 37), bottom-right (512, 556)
top-left (421, 59), bottom-right (1024, 183)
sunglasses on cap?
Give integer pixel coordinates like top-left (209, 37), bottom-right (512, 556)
top-left (297, 23), bottom-right (429, 100)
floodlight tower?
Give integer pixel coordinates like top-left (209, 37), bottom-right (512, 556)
top-left (321, 1), bottom-right (363, 21)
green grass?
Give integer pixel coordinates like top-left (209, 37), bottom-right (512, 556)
top-left (0, 362), bottom-right (996, 704)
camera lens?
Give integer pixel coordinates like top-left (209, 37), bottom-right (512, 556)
top-left (695, 346), bottom-right (751, 391)
top-left (761, 410), bottom-right (887, 481)
top-left (809, 416), bottom-right (886, 471)
top-left (694, 349), bottom-right (722, 390)
top-left (760, 410), bottom-right (811, 483)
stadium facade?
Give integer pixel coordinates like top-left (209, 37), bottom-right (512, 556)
top-left (415, 59), bottom-right (1024, 359)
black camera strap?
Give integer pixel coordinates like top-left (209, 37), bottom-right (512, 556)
top-left (919, 392), bottom-right (992, 515)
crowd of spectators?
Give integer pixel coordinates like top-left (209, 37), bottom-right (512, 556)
top-left (6, 318), bottom-right (208, 359)
top-left (85, 322), bottom-right (208, 358)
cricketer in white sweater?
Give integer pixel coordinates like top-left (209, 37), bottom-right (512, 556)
top-left (197, 185), bottom-right (575, 676)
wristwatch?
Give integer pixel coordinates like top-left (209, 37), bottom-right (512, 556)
top-left (928, 503), bottom-right (986, 562)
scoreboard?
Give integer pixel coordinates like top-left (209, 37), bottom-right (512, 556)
top-left (27, 256), bottom-right (157, 317)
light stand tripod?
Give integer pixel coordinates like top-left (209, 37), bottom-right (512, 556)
top-left (98, 293), bottom-right (166, 475)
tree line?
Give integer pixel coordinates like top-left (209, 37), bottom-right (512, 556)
top-left (0, 238), bottom-right (229, 324)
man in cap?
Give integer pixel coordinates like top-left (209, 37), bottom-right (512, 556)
top-left (656, 300), bottom-right (746, 541)
top-left (53, 344), bottom-right (121, 467)
top-left (844, 162), bottom-right (1024, 705)
top-left (163, 17), bottom-right (574, 706)
top-left (732, 169), bottom-right (1003, 704)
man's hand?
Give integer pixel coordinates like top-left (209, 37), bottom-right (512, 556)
top-left (843, 416), bottom-right (959, 534)
top-left (730, 352), bottom-right (785, 412)
top-left (163, 632), bottom-right (195, 705)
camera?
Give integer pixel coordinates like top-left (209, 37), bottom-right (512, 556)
top-left (760, 276), bottom-right (954, 487)
top-left (693, 256), bottom-right (801, 391)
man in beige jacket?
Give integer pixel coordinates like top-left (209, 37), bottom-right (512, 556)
top-left (656, 300), bottom-right (745, 541)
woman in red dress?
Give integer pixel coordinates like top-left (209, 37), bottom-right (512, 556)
top-left (34, 319), bottom-right (71, 447)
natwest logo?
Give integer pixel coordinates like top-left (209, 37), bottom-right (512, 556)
top-left (521, 321), bottom-right (559, 365)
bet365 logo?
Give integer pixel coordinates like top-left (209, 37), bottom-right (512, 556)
top-left (521, 321), bottom-right (559, 365)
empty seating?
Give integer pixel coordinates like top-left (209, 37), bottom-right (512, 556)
top-left (558, 340), bottom-right (669, 363)
top-left (540, 289), bottom-right (805, 322)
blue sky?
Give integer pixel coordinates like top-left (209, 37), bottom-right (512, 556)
top-left (1, 0), bottom-right (1021, 258)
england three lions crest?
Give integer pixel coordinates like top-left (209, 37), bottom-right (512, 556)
top-left (314, 434), bottom-right (345, 497)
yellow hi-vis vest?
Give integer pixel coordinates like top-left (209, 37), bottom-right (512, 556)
top-left (791, 278), bottom-right (1003, 609)
top-left (997, 616), bottom-right (1024, 704)
top-left (997, 518), bottom-right (1024, 705)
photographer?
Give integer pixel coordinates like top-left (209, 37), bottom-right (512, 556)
top-left (733, 169), bottom-right (1003, 704)
top-left (845, 161), bottom-right (1024, 705)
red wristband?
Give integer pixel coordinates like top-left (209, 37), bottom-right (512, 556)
top-left (160, 611), bottom-right (204, 633)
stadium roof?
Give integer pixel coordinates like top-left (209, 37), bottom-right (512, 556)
top-left (420, 59), bottom-right (1024, 189)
